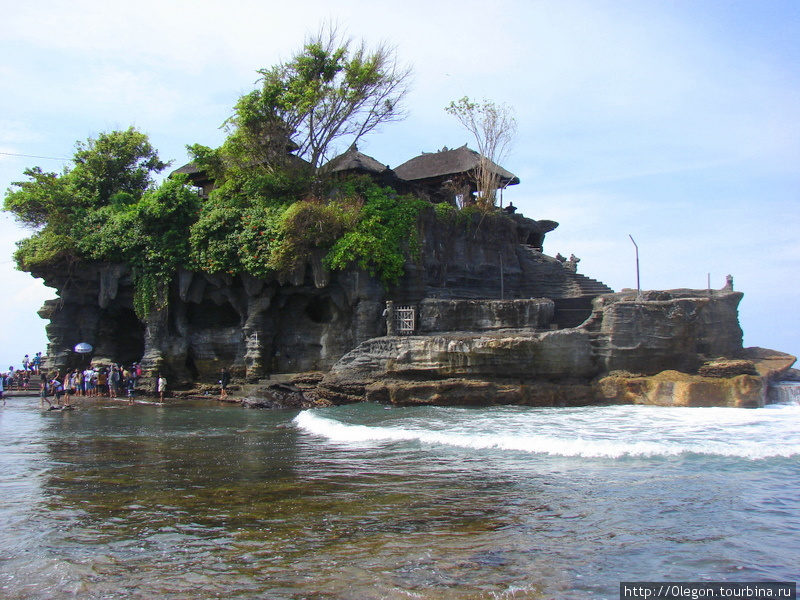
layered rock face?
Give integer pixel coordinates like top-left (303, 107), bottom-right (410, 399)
top-left (415, 298), bottom-right (554, 334)
top-left (318, 329), bottom-right (598, 406)
top-left (318, 288), bottom-right (795, 407)
top-left (35, 205), bottom-right (792, 408)
top-left (594, 349), bottom-right (797, 408)
top-left (586, 289), bottom-right (745, 374)
top-left (35, 210), bottom-right (597, 384)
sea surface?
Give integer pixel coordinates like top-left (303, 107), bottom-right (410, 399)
top-left (1, 391), bottom-right (799, 599)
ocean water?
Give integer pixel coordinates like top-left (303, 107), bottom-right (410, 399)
top-left (1, 393), bottom-right (799, 599)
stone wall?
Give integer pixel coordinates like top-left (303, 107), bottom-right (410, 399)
top-left (587, 289), bottom-right (744, 375)
top-left (416, 298), bottom-right (555, 333)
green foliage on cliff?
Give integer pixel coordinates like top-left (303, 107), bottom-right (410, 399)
top-left (5, 130), bottom-right (426, 316)
top-left (4, 127), bottom-right (170, 277)
top-left (325, 178), bottom-right (427, 285)
top-left (71, 128), bottom-right (169, 207)
top-left (78, 177), bottom-right (201, 317)
top-left (266, 199), bottom-right (360, 277)
top-left (3, 32), bottom-right (425, 319)
top-left (186, 174), bottom-right (426, 287)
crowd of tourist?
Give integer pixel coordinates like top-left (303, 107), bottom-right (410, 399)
top-left (1, 352), bottom-right (43, 391)
top-left (0, 355), bottom-right (232, 408)
top-left (1, 355), bottom-right (152, 408)
top-left (0, 352), bottom-right (44, 404)
top-left (42, 363), bottom-right (146, 408)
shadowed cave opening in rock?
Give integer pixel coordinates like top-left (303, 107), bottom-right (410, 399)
top-left (526, 232), bottom-right (544, 248)
top-left (186, 299), bottom-right (241, 328)
top-left (305, 296), bottom-right (334, 324)
top-left (98, 306), bottom-right (145, 367)
top-left (185, 347), bottom-right (200, 380)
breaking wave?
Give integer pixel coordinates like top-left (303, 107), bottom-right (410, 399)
top-left (293, 404), bottom-right (800, 460)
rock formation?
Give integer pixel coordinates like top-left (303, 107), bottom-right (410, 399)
top-left (34, 210), bottom-right (596, 382)
top-left (31, 207), bottom-right (795, 408)
top-left (318, 288), bottom-right (795, 408)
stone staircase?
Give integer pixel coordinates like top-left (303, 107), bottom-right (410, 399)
top-left (551, 272), bottom-right (614, 329)
top-left (569, 272), bottom-right (615, 297)
top-left (578, 301), bottom-right (612, 367)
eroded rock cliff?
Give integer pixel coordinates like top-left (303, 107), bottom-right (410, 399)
top-left (33, 206), bottom-right (793, 408)
top-left (35, 210), bottom-right (598, 386)
top-left (317, 289), bottom-right (795, 408)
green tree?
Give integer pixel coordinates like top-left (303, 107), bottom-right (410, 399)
top-left (4, 127), bottom-right (172, 275)
top-left (3, 166), bottom-right (77, 228)
top-left (325, 178), bottom-right (428, 286)
top-left (71, 127), bottom-right (169, 206)
top-left (79, 176), bottom-right (201, 317)
top-left (218, 24), bottom-right (411, 188)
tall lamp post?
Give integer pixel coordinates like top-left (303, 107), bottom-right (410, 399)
top-left (629, 235), bottom-right (641, 297)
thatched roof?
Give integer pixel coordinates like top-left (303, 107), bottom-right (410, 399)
top-left (326, 148), bottom-right (388, 175)
top-left (171, 162), bottom-right (203, 177)
top-left (394, 145), bottom-right (519, 186)
top-left (170, 152), bottom-right (312, 183)
top-left (170, 162), bottom-right (213, 186)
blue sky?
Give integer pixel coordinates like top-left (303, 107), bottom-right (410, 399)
top-left (1, 0), bottom-right (798, 370)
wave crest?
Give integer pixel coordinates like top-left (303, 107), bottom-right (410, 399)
top-left (292, 410), bottom-right (800, 460)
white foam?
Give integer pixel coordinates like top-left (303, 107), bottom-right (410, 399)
top-left (769, 382), bottom-right (800, 405)
top-left (292, 407), bottom-right (800, 460)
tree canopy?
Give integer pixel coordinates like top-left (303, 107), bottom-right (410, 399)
top-left (71, 127), bottom-right (168, 206)
top-left (5, 127), bottom-right (168, 229)
top-left (4, 127), bottom-right (172, 273)
top-left (5, 131), bottom-right (427, 319)
top-left (3, 127), bottom-right (192, 316)
top-left (195, 24), bottom-right (411, 191)
top-left (4, 35), bottom-right (520, 324)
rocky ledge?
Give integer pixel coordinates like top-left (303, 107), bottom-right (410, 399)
top-left (595, 349), bottom-right (797, 408)
top-left (307, 290), bottom-right (796, 409)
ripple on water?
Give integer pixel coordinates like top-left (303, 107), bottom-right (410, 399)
top-left (0, 400), bottom-right (799, 598)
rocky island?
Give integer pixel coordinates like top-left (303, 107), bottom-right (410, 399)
top-left (5, 32), bottom-right (794, 408)
top-left (21, 161), bottom-right (793, 410)
top-left (31, 202), bottom-right (795, 409)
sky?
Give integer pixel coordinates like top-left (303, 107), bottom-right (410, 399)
top-left (1, 0), bottom-right (798, 370)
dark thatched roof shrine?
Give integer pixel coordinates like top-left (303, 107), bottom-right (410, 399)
top-left (170, 162), bottom-right (214, 192)
top-left (394, 145), bottom-right (520, 187)
top-left (171, 162), bottom-right (205, 178)
top-left (326, 148), bottom-right (388, 176)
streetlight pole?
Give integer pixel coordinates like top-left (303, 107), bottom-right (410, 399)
top-left (629, 235), bottom-right (641, 297)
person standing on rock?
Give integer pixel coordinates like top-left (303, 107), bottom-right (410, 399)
top-left (157, 374), bottom-right (167, 402)
top-left (220, 368), bottom-right (231, 400)
top-left (39, 379), bottom-right (50, 408)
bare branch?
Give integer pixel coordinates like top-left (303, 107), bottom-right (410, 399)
top-left (446, 97), bottom-right (517, 210)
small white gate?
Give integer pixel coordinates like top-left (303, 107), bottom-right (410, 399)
top-left (394, 306), bottom-right (416, 335)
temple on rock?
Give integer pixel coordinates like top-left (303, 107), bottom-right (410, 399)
top-left (35, 141), bottom-right (609, 377)
top-left (31, 143), bottom-right (796, 409)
